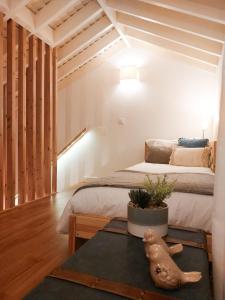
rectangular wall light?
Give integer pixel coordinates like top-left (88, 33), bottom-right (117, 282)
top-left (120, 65), bottom-right (139, 81)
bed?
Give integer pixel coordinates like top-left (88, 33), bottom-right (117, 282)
top-left (57, 140), bottom-right (216, 254)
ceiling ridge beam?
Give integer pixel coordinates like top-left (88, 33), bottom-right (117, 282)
top-left (140, 0), bottom-right (225, 25)
top-left (106, 0), bottom-right (225, 42)
top-left (35, 0), bottom-right (79, 30)
top-left (58, 28), bottom-right (120, 80)
top-left (117, 12), bottom-right (223, 56)
top-left (54, 1), bottom-right (103, 47)
top-left (97, 0), bottom-right (130, 47)
top-left (125, 26), bottom-right (219, 66)
top-left (58, 15), bottom-right (113, 65)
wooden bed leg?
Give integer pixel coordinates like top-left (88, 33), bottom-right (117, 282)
top-left (68, 214), bottom-right (77, 255)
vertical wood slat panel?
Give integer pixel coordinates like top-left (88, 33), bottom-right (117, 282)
top-left (52, 48), bottom-right (57, 194)
top-left (36, 39), bottom-right (45, 199)
top-left (44, 44), bottom-right (53, 195)
top-left (6, 19), bottom-right (16, 209)
top-left (0, 14), bottom-right (4, 210)
top-left (18, 25), bottom-right (27, 204)
top-left (27, 35), bottom-right (36, 201)
top-left (3, 85), bottom-right (7, 209)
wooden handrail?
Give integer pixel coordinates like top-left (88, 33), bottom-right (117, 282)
top-left (58, 128), bottom-right (87, 158)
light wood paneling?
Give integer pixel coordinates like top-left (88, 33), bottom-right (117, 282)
top-left (44, 44), bottom-right (53, 195)
top-left (52, 48), bottom-right (57, 194)
top-left (0, 191), bottom-right (70, 299)
top-left (0, 13), bottom-right (4, 211)
top-left (27, 35), bottom-right (36, 201)
top-left (36, 38), bottom-right (45, 199)
top-left (6, 19), bottom-right (16, 209)
top-left (18, 25), bottom-right (27, 204)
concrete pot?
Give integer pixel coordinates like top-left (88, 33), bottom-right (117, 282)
top-left (127, 202), bottom-right (168, 238)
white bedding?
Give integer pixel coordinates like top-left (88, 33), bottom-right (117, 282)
top-left (57, 163), bottom-right (214, 233)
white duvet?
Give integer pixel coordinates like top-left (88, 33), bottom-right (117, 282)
top-left (57, 163), bottom-right (214, 233)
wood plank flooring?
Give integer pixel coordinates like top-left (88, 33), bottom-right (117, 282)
top-left (0, 189), bottom-right (74, 300)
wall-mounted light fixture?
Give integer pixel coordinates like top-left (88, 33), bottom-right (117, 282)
top-left (120, 65), bottom-right (139, 81)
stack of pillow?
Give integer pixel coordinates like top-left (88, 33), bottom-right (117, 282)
top-left (145, 138), bottom-right (210, 168)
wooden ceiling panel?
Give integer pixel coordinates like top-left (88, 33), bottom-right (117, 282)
top-left (26, 0), bottom-right (52, 14)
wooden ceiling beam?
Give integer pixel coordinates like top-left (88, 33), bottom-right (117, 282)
top-left (58, 39), bottom-right (124, 88)
top-left (0, 0), bottom-right (9, 13)
top-left (117, 12), bottom-right (223, 56)
top-left (9, 0), bottom-right (30, 13)
top-left (125, 26), bottom-right (219, 66)
top-left (58, 28), bottom-right (120, 80)
top-left (35, 0), bottom-right (79, 30)
top-left (140, 0), bottom-right (225, 25)
top-left (106, 0), bottom-right (225, 42)
top-left (97, 0), bottom-right (130, 47)
top-left (9, 5), bottom-right (54, 45)
top-left (54, 1), bottom-right (103, 47)
top-left (58, 15), bottom-right (113, 65)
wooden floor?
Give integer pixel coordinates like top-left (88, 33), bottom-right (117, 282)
top-left (0, 189), bottom-right (74, 300)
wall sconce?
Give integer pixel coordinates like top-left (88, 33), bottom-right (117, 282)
top-left (120, 65), bottom-right (139, 81)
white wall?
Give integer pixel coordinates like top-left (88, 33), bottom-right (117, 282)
top-left (212, 47), bottom-right (225, 300)
top-left (57, 44), bottom-right (218, 191)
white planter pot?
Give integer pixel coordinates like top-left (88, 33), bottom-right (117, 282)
top-left (127, 203), bottom-right (168, 238)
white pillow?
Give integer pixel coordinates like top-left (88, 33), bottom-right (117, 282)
top-left (169, 147), bottom-right (210, 167)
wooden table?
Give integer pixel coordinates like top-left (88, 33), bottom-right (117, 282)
top-left (24, 219), bottom-right (212, 300)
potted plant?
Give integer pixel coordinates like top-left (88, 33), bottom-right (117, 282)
top-left (127, 175), bottom-right (175, 238)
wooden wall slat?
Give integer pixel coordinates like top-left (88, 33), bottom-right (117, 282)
top-left (36, 39), bottom-right (45, 199)
top-left (0, 13), bottom-right (4, 210)
top-left (18, 25), bottom-right (27, 204)
top-left (0, 19), bottom-right (56, 211)
top-left (44, 44), bottom-right (53, 195)
top-left (6, 19), bottom-right (16, 209)
top-left (27, 35), bottom-right (36, 201)
top-left (3, 85), bottom-right (7, 209)
top-left (52, 48), bottom-right (57, 194)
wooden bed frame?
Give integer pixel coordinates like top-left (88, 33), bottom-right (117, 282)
top-left (68, 141), bottom-right (216, 257)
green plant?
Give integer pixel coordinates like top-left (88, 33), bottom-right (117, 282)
top-left (144, 175), bottom-right (175, 208)
top-left (128, 189), bottom-right (151, 209)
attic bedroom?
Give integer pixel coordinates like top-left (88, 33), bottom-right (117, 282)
top-left (0, 0), bottom-right (225, 299)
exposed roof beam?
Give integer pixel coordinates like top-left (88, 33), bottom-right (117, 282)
top-left (58, 15), bottom-right (113, 65)
top-left (97, 0), bottom-right (130, 47)
top-left (9, 0), bottom-right (30, 13)
top-left (117, 12), bottom-right (223, 56)
top-left (0, 0), bottom-right (9, 13)
top-left (140, 0), bottom-right (225, 25)
top-left (58, 39), bottom-right (124, 88)
top-left (106, 0), bottom-right (225, 42)
top-left (58, 28), bottom-right (120, 80)
top-left (37, 24), bottom-right (54, 45)
top-left (5, 5), bottom-right (54, 45)
top-left (125, 27), bottom-right (219, 66)
top-left (10, 6), bottom-right (35, 31)
top-left (35, 0), bottom-right (79, 29)
top-left (190, 0), bottom-right (225, 11)
top-left (128, 37), bottom-right (217, 73)
top-left (54, 1), bottom-right (103, 47)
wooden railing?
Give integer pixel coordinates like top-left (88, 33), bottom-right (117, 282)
top-left (58, 128), bottom-right (87, 158)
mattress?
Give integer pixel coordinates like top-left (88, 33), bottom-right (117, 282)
top-left (57, 163), bottom-right (214, 234)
